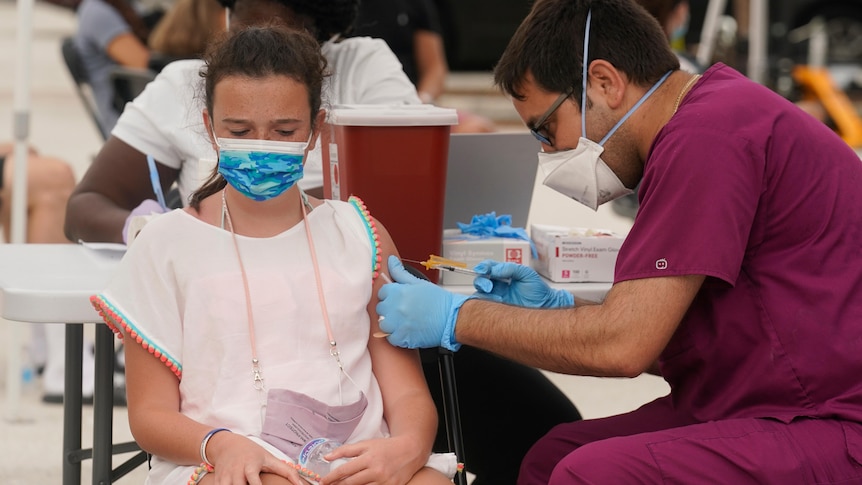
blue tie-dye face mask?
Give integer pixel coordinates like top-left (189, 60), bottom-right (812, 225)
top-left (216, 137), bottom-right (308, 201)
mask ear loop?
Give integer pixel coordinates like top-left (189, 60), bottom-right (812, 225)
top-left (581, 9), bottom-right (673, 147)
top-left (210, 121), bottom-right (222, 149)
top-left (598, 71), bottom-right (673, 146)
top-left (581, 9), bottom-right (592, 139)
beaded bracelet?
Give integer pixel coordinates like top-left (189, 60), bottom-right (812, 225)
top-left (186, 463), bottom-right (214, 485)
top-left (200, 428), bottom-right (231, 467)
top-left (286, 461), bottom-right (322, 483)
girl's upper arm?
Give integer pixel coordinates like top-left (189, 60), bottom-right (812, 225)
top-left (365, 217), bottom-right (428, 395)
top-left (121, 325), bottom-right (182, 433)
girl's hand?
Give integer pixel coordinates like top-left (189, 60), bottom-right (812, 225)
top-left (207, 433), bottom-right (307, 485)
top-left (318, 436), bottom-right (425, 485)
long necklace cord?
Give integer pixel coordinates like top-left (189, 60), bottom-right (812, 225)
top-left (222, 188), bottom-right (361, 407)
top-left (221, 189), bottom-right (266, 391)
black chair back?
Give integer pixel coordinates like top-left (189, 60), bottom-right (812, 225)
top-left (60, 36), bottom-right (108, 140)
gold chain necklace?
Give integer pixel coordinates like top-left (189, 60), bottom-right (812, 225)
top-left (673, 74), bottom-right (701, 115)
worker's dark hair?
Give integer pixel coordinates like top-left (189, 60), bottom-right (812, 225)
top-left (215, 0), bottom-right (359, 43)
top-left (189, 25), bottom-right (328, 209)
top-left (494, 0), bottom-right (679, 107)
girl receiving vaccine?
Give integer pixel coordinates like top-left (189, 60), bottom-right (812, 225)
top-left (92, 25), bottom-right (455, 485)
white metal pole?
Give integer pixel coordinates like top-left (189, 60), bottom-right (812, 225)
top-left (5, 0), bottom-right (34, 422)
top-left (12, 1), bottom-right (32, 243)
top-left (696, 0), bottom-right (728, 68)
top-left (748, 0), bottom-right (768, 84)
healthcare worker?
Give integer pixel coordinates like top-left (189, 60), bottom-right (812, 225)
top-left (376, 0), bottom-right (862, 483)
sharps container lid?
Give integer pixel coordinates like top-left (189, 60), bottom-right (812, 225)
top-left (328, 104), bottom-right (459, 127)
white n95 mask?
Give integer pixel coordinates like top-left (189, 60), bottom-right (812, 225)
top-left (538, 138), bottom-right (632, 211)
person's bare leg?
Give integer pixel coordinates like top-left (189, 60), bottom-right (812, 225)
top-left (0, 147), bottom-right (70, 243)
top-left (21, 153), bottom-right (76, 243)
top-left (0, 149), bottom-right (91, 402)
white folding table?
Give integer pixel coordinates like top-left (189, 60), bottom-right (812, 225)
top-left (0, 243), bottom-right (144, 485)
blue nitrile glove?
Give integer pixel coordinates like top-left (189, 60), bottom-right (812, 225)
top-left (377, 255), bottom-right (472, 351)
top-left (472, 259), bottom-right (575, 308)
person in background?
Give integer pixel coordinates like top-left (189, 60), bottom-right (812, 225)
top-left (638, 0), bottom-right (702, 73)
top-left (64, 0), bottom-right (420, 246)
top-left (74, 0), bottom-right (155, 137)
top-left (351, 0), bottom-right (447, 104)
top-left (374, 0), bottom-right (862, 483)
top-left (0, 143), bottom-right (96, 404)
top-left (351, 0), bottom-right (496, 133)
top-left (92, 25), bottom-right (455, 484)
top-left (148, 0), bottom-right (226, 61)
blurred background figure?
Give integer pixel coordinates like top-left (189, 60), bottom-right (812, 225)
top-left (0, 142), bottom-right (95, 404)
top-left (638, 0), bottom-right (704, 73)
top-left (73, 0), bottom-right (161, 137)
top-left (351, 0), bottom-right (496, 133)
top-left (0, 143), bottom-right (75, 246)
top-left (352, 0), bottom-right (447, 104)
top-left (147, 0), bottom-right (226, 61)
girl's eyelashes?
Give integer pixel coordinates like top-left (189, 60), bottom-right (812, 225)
top-left (228, 130), bottom-right (250, 137)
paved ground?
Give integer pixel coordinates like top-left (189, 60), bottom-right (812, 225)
top-left (0, 1), bottom-right (670, 482)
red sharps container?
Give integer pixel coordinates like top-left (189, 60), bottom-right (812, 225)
top-left (322, 105), bottom-right (459, 282)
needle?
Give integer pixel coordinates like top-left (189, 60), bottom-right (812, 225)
top-left (403, 257), bottom-right (508, 282)
top-left (401, 257), bottom-right (478, 276)
top-left (428, 264), bottom-right (481, 277)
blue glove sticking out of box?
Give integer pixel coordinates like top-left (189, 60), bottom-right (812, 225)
top-left (377, 256), bottom-right (473, 351)
top-left (472, 260), bottom-right (575, 309)
top-left (456, 212), bottom-right (537, 258)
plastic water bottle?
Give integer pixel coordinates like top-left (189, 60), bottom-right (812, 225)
top-left (20, 348), bottom-right (38, 393)
top-left (298, 438), bottom-right (350, 476)
top-left (21, 363), bottom-right (36, 390)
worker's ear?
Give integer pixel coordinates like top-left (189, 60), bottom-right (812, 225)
top-left (586, 60), bottom-right (627, 110)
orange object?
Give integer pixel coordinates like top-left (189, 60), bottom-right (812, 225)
top-left (792, 65), bottom-right (862, 148)
top-left (420, 254), bottom-right (468, 271)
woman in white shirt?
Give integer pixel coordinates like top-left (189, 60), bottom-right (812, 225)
top-left (65, 0), bottom-right (420, 244)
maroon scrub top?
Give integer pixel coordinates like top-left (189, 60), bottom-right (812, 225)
top-left (615, 64), bottom-right (862, 424)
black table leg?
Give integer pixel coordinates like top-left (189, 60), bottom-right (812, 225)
top-left (63, 324), bottom-right (83, 485)
top-left (92, 324), bottom-right (115, 485)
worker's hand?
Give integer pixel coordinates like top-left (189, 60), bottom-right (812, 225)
top-left (472, 260), bottom-right (574, 309)
top-left (377, 256), bottom-right (471, 351)
top-left (122, 199), bottom-right (168, 244)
